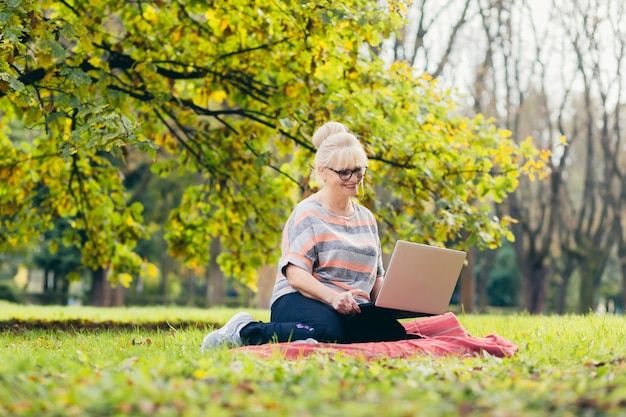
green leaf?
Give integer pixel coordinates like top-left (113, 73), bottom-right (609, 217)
top-left (60, 67), bottom-right (91, 87)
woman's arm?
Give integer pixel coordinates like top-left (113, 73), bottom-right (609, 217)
top-left (285, 264), bottom-right (368, 314)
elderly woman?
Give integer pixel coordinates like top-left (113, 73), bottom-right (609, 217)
top-left (201, 122), bottom-right (408, 350)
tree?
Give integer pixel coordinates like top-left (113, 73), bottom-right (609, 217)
top-left (387, 0), bottom-right (479, 312)
top-left (32, 218), bottom-right (83, 304)
top-left (390, 0), bottom-right (473, 79)
top-left (597, 1), bottom-right (626, 313)
top-left (370, 0), bottom-right (626, 314)
top-left (554, 0), bottom-right (624, 314)
top-left (0, 0), bottom-right (548, 298)
top-left (455, 0), bottom-right (559, 313)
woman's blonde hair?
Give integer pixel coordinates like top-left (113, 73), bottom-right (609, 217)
top-left (312, 122), bottom-right (368, 170)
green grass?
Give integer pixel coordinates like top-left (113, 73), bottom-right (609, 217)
top-left (0, 303), bottom-right (270, 329)
top-left (1, 305), bottom-right (625, 416)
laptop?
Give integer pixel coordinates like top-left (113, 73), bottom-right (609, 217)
top-left (359, 240), bottom-right (467, 318)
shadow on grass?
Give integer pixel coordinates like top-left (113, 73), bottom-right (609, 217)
top-left (0, 319), bottom-right (216, 332)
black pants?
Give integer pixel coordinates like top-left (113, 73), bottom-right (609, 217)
top-left (240, 292), bottom-right (407, 345)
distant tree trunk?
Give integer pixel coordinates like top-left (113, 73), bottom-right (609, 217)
top-left (89, 267), bottom-right (108, 306)
top-left (205, 237), bottom-right (225, 307)
top-left (42, 268), bottom-right (51, 292)
top-left (620, 255), bottom-right (626, 312)
top-left (89, 267), bottom-right (125, 306)
top-left (555, 258), bottom-right (577, 314)
top-left (459, 246), bottom-right (475, 313)
top-left (617, 217), bottom-right (626, 312)
top-left (577, 242), bottom-right (614, 314)
top-left (109, 283), bottom-right (125, 307)
top-left (578, 267), bottom-right (594, 314)
top-left (477, 248), bottom-right (497, 312)
top-left (524, 262), bottom-right (550, 314)
top-left (184, 268), bottom-right (195, 306)
top-left (159, 248), bottom-right (172, 305)
top-left (510, 188), bottom-right (555, 315)
top-left (256, 265), bottom-right (277, 309)
top-left (59, 275), bottom-right (70, 305)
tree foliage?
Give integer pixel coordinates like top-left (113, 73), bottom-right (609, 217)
top-left (0, 0), bottom-right (549, 289)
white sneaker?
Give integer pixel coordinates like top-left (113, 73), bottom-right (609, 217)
top-left (200, 312), bottom-right (254, 351)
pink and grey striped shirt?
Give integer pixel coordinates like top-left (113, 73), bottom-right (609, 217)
top-left (270, 195), bottom-right (384, 308)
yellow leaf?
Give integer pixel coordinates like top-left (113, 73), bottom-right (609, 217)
top-left (219, 19), bottom-right (230, 33)
top-left (148, 263), bottom-right (159, 278)
top-left (88, 56), bottom-right (103, 68)
top-left (135, 19), bottom-right (152, 33)
top-left (142, 6), bottom-right (158, 23)
top-left (117, 273), bottom-right (133, 288)
top-left (285, 85), bottom-right (300, 98)
top-left (125, 215), bottom-right (134, 227)
top-left (194, 370), bottom-right (208, 379)
top-left (140, 262), bottom-right (160, 279)
top-left (209, 90), bottom-right (227, 103)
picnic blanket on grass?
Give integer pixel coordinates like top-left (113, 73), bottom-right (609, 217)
top-left (232, 313), bottom-right (517, 359)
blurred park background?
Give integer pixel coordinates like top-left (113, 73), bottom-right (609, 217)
top-left (1, 0), bottom-right (624, 316)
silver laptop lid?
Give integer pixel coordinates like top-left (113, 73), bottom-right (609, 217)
top-left (375, 240), bottom-right (467, 315)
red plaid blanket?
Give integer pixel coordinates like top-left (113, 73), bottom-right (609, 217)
top-left (232, 313), bottom-right (518, 359)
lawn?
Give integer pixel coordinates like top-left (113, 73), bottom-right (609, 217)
top-left (1, 303), bottom-right (625, 416)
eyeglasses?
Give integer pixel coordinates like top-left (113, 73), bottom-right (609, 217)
top-left (326, 166), bottom-right (368, 181)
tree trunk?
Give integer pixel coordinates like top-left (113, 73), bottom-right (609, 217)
top-left (205, 237), bottom-right (225, 307)
top-left (555, 262), bottom-right (576, 314)
top-left (89, 267), bottom-right (108, 306)
top-left (477, 248), bottom-right (497, 312)
top-left (186, 269), bottom-right (196, 306)
top-left (43, 268), bottom-right (51, 292)
top-left (525, 263), bottom-right (551, 314)
top-left (104, 279), bottom-right (125, 307)
top-left (159, 248), bottom-right (171, 305)
top-left (577, 256), bottom-right (609, 314)
top-left (621, 258), bottom-right (626, 313)
top-left (619, 230), bottom-right (626, 313)
top-left (458, 246), bottom-right (475, 313)
top-left (256, 264), bottom-right (277, 309)
top-left (88, 267), bottom-right (125, 306)
top-left (578, 263), bottom-right (595, 314)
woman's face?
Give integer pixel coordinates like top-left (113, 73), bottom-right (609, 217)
top-left (321, 164), bottom-right (367, 197)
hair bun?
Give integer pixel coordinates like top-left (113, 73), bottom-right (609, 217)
top-left (312, 121), bottom-right (349, 149)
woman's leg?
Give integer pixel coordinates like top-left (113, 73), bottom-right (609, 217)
top-left (240, 292), bottom-right (346, 345)
top-left (343, 308), bottom-right (407, 343)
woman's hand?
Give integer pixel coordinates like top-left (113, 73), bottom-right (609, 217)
top-left (331, 289), bottom-right (368, 314)
top-left (285, 264), bottom-right (369, 314)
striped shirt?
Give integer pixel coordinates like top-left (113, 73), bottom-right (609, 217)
top-left (269, 195), bottom-right (384, 308)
